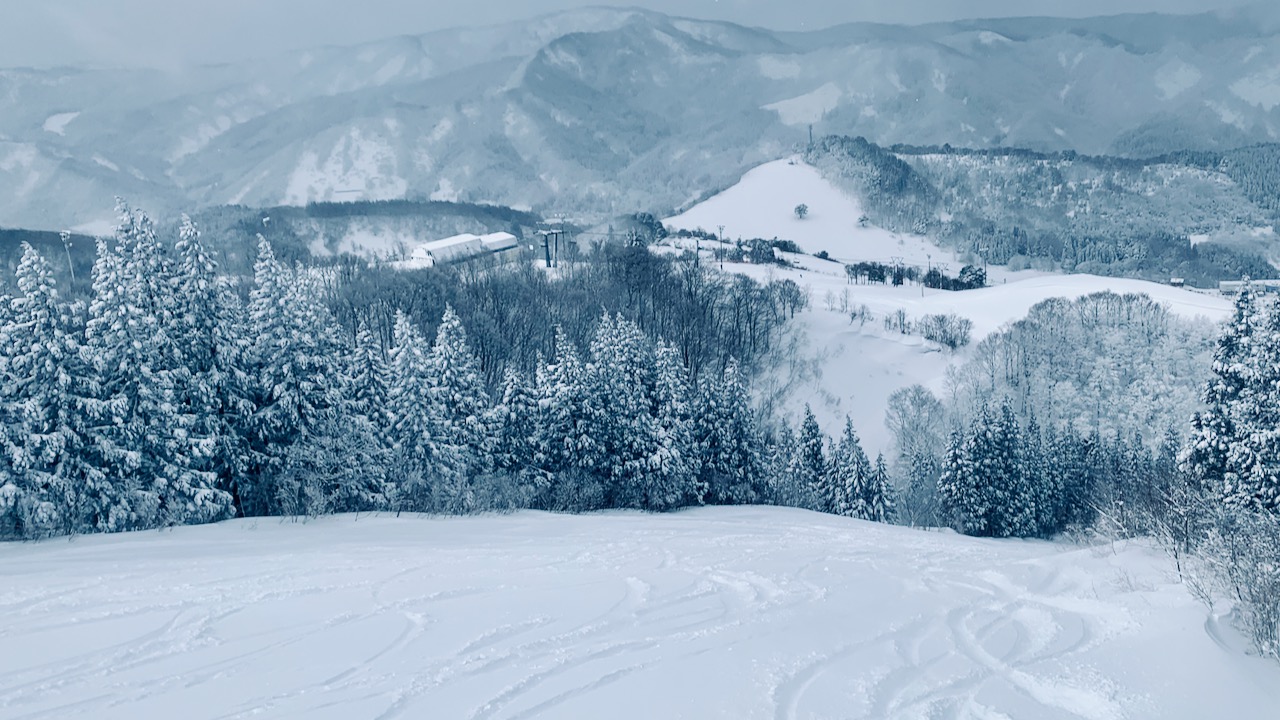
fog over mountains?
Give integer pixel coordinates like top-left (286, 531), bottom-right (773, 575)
top-left (3, 6), bottom-right (1280, 229)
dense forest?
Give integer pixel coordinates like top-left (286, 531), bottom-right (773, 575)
top-left (0, 206), bottom-right (888, 539)
top-left (806, 135), bottom-right (1280, 287)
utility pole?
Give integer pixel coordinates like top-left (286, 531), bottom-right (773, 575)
top-left (718, 225), bottom-right (726, 271)
top-left (60, 231), bottom-right (75, 284)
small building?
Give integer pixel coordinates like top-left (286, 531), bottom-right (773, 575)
top-left (408, 233), bottom-right (486, 267)
top-left (1169, 277), bottom-right (1185, 288)
top-left (1219, 280), bottom-right (1280, 295)
top-left (479, 231), bottom-right (518, 253)
top-left (395, 231), bottom-right (524, 270)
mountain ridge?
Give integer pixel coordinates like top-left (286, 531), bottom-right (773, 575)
top-left (3, 6), bottom-right (1279, 229)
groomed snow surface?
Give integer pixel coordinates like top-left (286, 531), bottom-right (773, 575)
top-left (4, 509), bottom-right (1278, 719)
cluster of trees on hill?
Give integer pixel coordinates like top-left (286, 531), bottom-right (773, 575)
top-left (885, 292), bottom-right (1214, 534)
top-left (326, 244), bottom-right (805, 387)
top-left (890, 142), bottom-right (1280, 217)
top-left (806, 135), bottom-right (1279, 287)
top-left (946, 292), bottom-right (1217, 440)
top-left (803, 136), bottom-right (939, 235)
top-left (935, 401), bottom-right (1181, 538)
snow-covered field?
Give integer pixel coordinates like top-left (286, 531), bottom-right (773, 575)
top-left (662, 157), bottom-right (1232, 454)
top-left (3, 509), bottom-right (1277, 719)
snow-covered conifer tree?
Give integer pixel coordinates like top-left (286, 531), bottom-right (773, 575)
top-left (429, 306), bottom-right (492, 475)
top-left (867, 452), bottom-right (897, 523)
top-left (491, 366), bottom-right (545, 499)
top-left (350, 321), bottom-right (392, 434)
top-left (388, 310), bottom-right (457, 511)
top-left (6, 245), bottom-right (105, 536)
top-left (1183, 282), bottom-right (1259, 492)
top-left (696, 358), bottom-right (763, 504)
top-left (162, 215), bottom-right (239, 525)
top-left (797, 405), bottom-right (828, 507)
top-left (1224, 292), bottom-right (1280, 511)
top-left (987, 400), bottom-right (1035, 537)
top-left (826, 417), bottom-right (869, 517)
top-left (584, 314), bottom-right (656, 508)
top-left (939, 424), bottom-right (985, 535)
top-left (645, 340), bottom-right (699, 510)
top-left (243, 237), bottom-right (346, 515)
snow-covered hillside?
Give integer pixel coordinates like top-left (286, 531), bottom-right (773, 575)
top-left (3, 509), bottom-right (1277, 719)
top-left (667, 158), bottom-right (948, 268)
top-left (664, 158), bottom-right (1232, 454)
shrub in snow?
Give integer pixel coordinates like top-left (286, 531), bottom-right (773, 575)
top-left (917, 313), bottom-right (973, 350)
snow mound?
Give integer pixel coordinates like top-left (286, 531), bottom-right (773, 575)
top-left (42, 111), bottom-right (80, 136)
top-left (1156, 60), bottom-right (1203, 100)
top-left (762, 84), bottom-right (842, 126)
top-left (2, 509), bottom-right (1276, 719)
top-left (1231, 65), bottom-right (1280, 111)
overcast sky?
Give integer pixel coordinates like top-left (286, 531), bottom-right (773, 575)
top-left (0, 0), bottom-right (1254, 69)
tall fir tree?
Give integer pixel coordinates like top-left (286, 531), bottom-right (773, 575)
top-left (350, 321), bottom-right (393, 435)
top-left (1224, 292), bottom-right (1280, 511)
top-left (1183, 281), bottom-right (1259, 494)
top-left (162, 215), bottom-right (238, 525)
top-left (645, 340), bottom-right (700, 510)
top-left (429, 306), bottom-right (492, 477)
top-left (866, 452), bottom-right (897, 523)
top-left (243, 237), bottom-right (347, 515)
top-left (939, 427), bottom-right (984, 534)
top-left (1023, 414), bottom-right (1056, 537)
top-left (491, 366), bottom-right (545, 499)
top-left (388, 310), bottom-right (457, 511)
top-left (0, 289), bottom-right (16, 536)
top-left (6, 245), bottom-right (105, 536)
top-left (826, 417), bottom-right (872, 517)
top-left (696, 358), bottom-right (763, 505)
top-left (82, 229), bottom-right (162, 531)
top-left (584, 314), bottom-right (657, 508)
top-left (797, 405), bottom-right (828, 508)
top-left (986, 400), bottom-right (1035, 537)
top-left (534, 326), bottom-right (597, 506)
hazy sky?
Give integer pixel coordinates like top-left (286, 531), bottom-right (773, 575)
top-left (0, 0), bottom-right (1253, 69)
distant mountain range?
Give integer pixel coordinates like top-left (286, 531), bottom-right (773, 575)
top-left (3, 6), bottom-right (1280, 229)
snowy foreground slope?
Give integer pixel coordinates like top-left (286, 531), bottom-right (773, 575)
top-left (4, 508), bottom-right (1278, 719)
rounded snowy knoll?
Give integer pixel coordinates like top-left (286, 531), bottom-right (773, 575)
top-left (1, 508), bottom-right (1277, 719)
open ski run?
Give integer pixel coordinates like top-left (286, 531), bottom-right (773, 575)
top-left (3, 508), bottom-right (1277, 719)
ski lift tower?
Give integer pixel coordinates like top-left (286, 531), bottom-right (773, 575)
top-left (538, 223), bottom-right (564, 269)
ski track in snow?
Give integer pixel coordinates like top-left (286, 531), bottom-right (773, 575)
top-left (2, 508), bottom-right (1277, 719)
